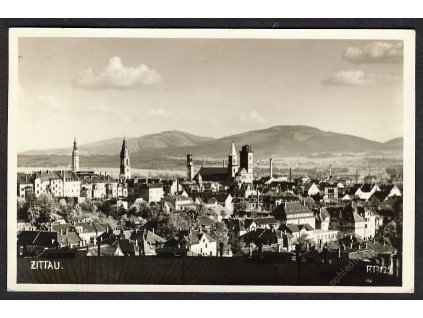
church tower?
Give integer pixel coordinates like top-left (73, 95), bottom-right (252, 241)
top-left (187, 153), bottom-right (195, 180)
top-left (71, 137), bottom-right (79, 172)
top-left (240, 145), bottom-right (253, 174)
top-left (228, 141), bottom-right (238, 178)
top-left (119, 137), bottom-right (131, 180)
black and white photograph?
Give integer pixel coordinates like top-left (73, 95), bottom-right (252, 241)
top-left (7, 28), bottom-right (415, 293)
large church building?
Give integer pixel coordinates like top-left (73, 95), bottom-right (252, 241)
top-left (188, 142), bottom-right (254, 184)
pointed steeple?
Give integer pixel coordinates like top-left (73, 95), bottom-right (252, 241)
top-left (71, 136), bottom-right (79, 172)
top-left (120, 136), bottom-right (130, 180)
top-left (121, 136), bottom-right (127, 151)
top-left (73, 136), bottom-right (78, 151)
top-left (229, 141), bottom-right (237, 156)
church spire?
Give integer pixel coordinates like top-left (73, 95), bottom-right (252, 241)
top-left (71, 136), bottom-right (79, 172)
top-left (120, 137), bottom-right (130, 180)
top-left (228, 141), bottom-right (238, 179)
top-left (229, 141), bottom-right (237, 156)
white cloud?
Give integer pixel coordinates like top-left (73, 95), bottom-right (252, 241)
top-left (86, 104), bottom-right (111, 112)
top-left (322, 69), bottom-right (400, 86)
top-left (240, 110), bottom-right (266, 123)
top-left (149, 108), bottom-right (170, 117)
top-left (343, 42), bottom-right (403, 64)
top-left (74, 56), bottom-right (161, 89)
top-left (37, 95), bottom-right (67, 109)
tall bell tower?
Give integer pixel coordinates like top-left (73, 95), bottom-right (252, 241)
top-left (119, 137), bottom-right (131, 180)
top-left (227, 141), bottom-right (238, 178)
top-left (71, 137), bottom-right (79, 172)
top-left (187, 153), bottom-right (195, 180)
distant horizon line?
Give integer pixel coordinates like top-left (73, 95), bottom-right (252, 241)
top-left (19, 124), bottom-right (403, 153)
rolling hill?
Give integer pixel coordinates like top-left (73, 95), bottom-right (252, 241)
top-left (19, 126), bottom-right (402, 164)
top-left (21, 130), bottom-right (215, 156)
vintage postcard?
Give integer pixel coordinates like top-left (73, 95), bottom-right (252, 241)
top-left (7, 28), bottom-right (415, 293)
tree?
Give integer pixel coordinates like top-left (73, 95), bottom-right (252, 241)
top-left (17, 197), bottom-right (29, 222)
top-left (26, 193), bottom-right (59, 226)
top-left (158, 213), bottom-right (193, 238)
top-left (79, 198), bottom-right (97, 214)
top-left (294, 233), bottom-right (314, 254)
top-left (198, 204), bottom-right (212, 216)
top-left (210, 221), bottom-right (229, 243)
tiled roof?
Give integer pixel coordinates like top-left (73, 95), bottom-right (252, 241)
top-left (196, 167), bottom-right (228, 181)
top-left (58, 232), bottom-right (82, 245)
top-left (17, 231), bottom-right (58, 248)
top-left (284, 202), bottom-right (313, 216)
top-left (284, 223), bottom-right (315, 233)
top-left (254, 218), bottom-right (279, 226)
top-left (75, 222), bottom-right (107, 234)
top-left (113, 239), bottom-right (136, 256)
top-left (197, 215), bottom-right (216, 226)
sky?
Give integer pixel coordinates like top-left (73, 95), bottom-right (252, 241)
top-left (17, 37), bottom-right (404, 151)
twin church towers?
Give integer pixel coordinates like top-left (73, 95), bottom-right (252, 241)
top-left (71, 137), bottom-right (131, 180)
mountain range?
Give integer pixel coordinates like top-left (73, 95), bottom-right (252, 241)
top-left (20, 125), bottom-right (402, 160)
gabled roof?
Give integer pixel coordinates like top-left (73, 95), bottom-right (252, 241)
top-left (17, 231), bottom-right (58, 248)
top-left (197, 215), bottom-right (216, 226)
top-left (370, 190), bottom-right (390, 201)
top-left (140, 183), bottom-right (163, 189)
top-left (284, 201), bottom-right (313, 216)
top-left (360, 183), bottom-right (377, 193)
top-left (254, 217), bottom-right (279, 226)
top-left (165, 229), bottom-right (216, 247)
top-left (17, 173), bottom-right (33, 184)
top-left (131, 230), bottom-right (165, 244)
top-left (366, 240), bottom-right (397, 255)
top-left (196, 167), bottom-right (228, 181)
top-left (240, 228), bottom-right (280, 244)
top-left (284, 223), bottom-right (315, 233)
top-left (113, 239), bottom-right (136, 256)
top-left (52, 223), bottom-right (73, 233)
top-left (75, 222), bottom-right (107, 234)
top-left (58, 232), bottom-right (82, 245)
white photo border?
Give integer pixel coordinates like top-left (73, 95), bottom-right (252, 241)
top-left (7, 28), bottom-right (416, 293)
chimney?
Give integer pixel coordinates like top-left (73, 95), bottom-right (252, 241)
top-left (152, 228), bottom-right (155, 234)
top-left (50, 222), bottom-right (53, 232)
top-left (338, 247), bottom-right (341, 258)
top-left (269, 158), bottom-right (273, 178)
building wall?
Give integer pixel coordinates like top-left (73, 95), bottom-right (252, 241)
top-left (286, 216), bottom-right (316, 229)
top-left (190, 238), bottom-right (217, 256)
top-left (63, 181), bottom-right (81, 198)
